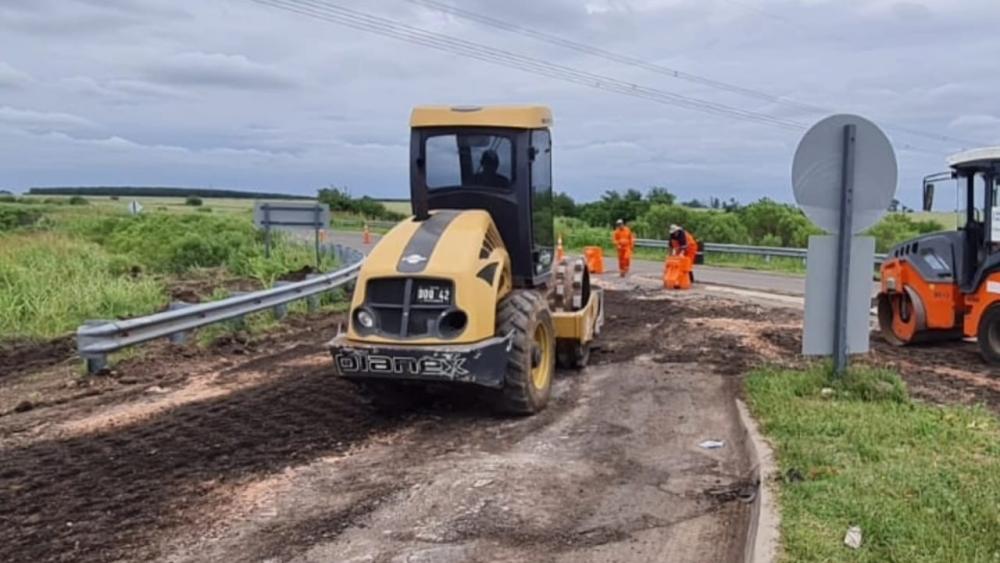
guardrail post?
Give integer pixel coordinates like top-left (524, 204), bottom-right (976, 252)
top-left (305, 274), bottom-right (322, 312)
top-left (78, 319), bottom-right (111, 375)
top-left (168, 301), bottom-right (192, 345)
top-left (272, 282), bottom-right (292, 320)
top-left (228, 291), bottom-right (249, 330)
top-left (85, 355), bottom-right (107, 375)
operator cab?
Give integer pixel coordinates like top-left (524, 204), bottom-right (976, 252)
top-left (409, 105), bottom-right (555, 288)
top-left (921, 148), bottom-right (1000, 291)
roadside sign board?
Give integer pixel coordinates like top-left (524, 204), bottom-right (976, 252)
top-left (793, 114), bottom-right (898, 371)
top-left (253, 201), bottom-right (330, 266)
top-left (253, 202), bottom-right (330, 229)
top-left (792, 114), bottom-right (897, 234)
top-left (802, 236), bottom-right (875, 355)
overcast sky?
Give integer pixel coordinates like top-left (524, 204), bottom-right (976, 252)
top-left (1, 0), bottom-right (997, 205)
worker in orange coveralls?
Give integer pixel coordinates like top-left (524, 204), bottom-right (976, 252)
top-left (669, 224), bottom-right (698, 260)
top-left (613, 219), bottom-right (635, 277)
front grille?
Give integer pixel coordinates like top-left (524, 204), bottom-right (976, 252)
top-left (365, 277), bottom-right (454, 338)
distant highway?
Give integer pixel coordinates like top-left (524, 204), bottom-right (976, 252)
top-left (326, 230), bottom-right (809, 296)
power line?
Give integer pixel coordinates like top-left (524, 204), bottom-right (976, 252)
top-left (250, 0), bottom-right (806, 131)
top-left (402, 0), bottom-right (986, 149)
top-left (249, 0), bottom-right (940, 155)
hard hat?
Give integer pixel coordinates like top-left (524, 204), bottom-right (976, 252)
top-left (616, 219), bottom-right (624, 226)
top-left (669, 224), bottom-right (681, 233)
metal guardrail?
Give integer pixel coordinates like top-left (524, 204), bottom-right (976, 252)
top-left (634, 238), bottom-right (888, 265)
top-left (76, 244), bottom-right (364, 374)
top-left (331, 218), bottom-right (397, 231)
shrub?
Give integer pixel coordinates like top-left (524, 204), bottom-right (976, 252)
top-left (736, 199), bottom-right (821, 247)
top-left (66, 213), bottom-right (325, 283)
top-left (317, 187), bottom-right (406, 221)
top-left (0, 207), bottom-right (43, 232)
top-left (866, 213), bottom-right (946, 253)
top-left (68, 196), bottom-right (89, 206)
top-left (185, 196), bottom-right (203, 206)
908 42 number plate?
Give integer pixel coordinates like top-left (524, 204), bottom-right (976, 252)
top-left (414, 283), bottom-right (451, 305)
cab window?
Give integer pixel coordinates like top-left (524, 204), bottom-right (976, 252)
top-left (425, 133), bottom-right (514, 190)
top-left (531, 129), bottom-right (554, 274)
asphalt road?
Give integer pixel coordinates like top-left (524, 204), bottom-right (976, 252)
top-left (327, 230), bottom-right (809, 296)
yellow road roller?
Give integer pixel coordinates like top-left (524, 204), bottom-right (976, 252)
top-left (328, 105), bottom-right (603, 414)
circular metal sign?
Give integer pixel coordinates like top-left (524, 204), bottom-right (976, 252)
top-left (792, 114), bottom-right (898, 234)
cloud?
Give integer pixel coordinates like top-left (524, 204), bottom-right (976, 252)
top-left (0, 106), bottom-right (95, 133)
top-left (0, 62), bottom-right (32, 89)
top-left (0, 0), bottom-right (190, 36)
top-left (949, 114), bottom-right (1000, 129)
top-left (146, 52), bottom-right (296, 91)
top-left (61, 76), bottom-right (188, 103)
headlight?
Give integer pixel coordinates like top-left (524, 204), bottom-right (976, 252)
top-left (356, 309), bottom-right (376, 329)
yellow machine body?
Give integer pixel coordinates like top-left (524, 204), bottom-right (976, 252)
top-left (347, 209), bottom-right (512, 345)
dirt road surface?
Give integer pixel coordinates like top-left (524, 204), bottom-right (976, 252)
top-left (3, 275), bottom-right (1000, 562)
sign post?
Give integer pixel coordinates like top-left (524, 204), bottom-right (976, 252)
top-left (793, 115), bottom-right (898, 375)
top-left (832, 124), bottom-right (856, 373)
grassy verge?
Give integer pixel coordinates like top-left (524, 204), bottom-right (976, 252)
top-left (0, 233), bottom-right (166, 339)
top-left (746, 366), bottom-right (1000, 562)
top-left (0, 205), bottom-right (340, 340)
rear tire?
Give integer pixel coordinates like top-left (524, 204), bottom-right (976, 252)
top-left (978, 306), bottom-right (1000, 365)
top-left (494, 290), bottom-right (555, 415)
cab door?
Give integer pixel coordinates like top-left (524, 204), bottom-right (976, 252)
top-left (530, 129), bottom-right (555, 281)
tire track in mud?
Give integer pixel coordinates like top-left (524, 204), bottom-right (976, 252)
top-left (0, 365), bottom-right (398, 563)
top-left (0, 322), bottom-right (590, 563)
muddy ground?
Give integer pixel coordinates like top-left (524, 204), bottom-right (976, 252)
top-left (2, 284), bottom-right (1000, 563)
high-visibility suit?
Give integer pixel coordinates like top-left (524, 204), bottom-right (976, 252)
top-left (613, 225), bottom-right (635, 277)
top-left (669, 228), bottom-right (698, 261)
top-left (665, 227), bottom-right (698, 289)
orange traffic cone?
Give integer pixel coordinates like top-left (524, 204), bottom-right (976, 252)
top-left (362, 223), bottom-right (372, 245)
top-left (556, 234), bottom-right (565, 262)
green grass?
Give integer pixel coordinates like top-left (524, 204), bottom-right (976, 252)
top-left (0, 233), bottom-right (166, 339)
top-left (746, 365), bottom-right (1000, 562)
top-left (0, 203), bottom-right (339, 340)
top-left (378, 200), bottom-right (412, 215)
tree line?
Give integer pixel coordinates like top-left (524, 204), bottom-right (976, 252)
top-left (554, 188), bottom-right (944, 253)
top-left (317, 186), bottom-right (407, 221)
top-left (28, 186), bottom-right (314, 200)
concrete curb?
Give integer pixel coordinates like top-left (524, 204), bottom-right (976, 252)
top-left (736, 399), bottom-right (780, 563)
